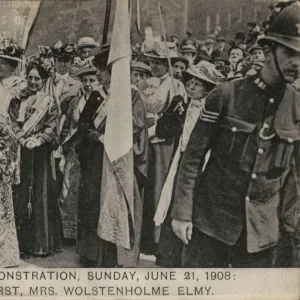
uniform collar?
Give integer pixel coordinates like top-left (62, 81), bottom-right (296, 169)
top-left (253, 73), bottom-right (286, 97)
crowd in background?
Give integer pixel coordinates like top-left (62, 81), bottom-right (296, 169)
top-left (0, 0), bottom-right (299, 269)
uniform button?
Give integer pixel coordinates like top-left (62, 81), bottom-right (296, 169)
top-left (245, 196), bottom-right (250, 202)
top-left (258, 148), bottom-right (264, 154)
top-left (232, 127), bottom-right (237, 132)
top-left (251, 173), bottom-right (257, 179)
top-left (269, 98), bottom-right (275, 104)
top-left (97, 97), bottom-right (100, 100)
top-left (288, 138), bottom-right (294, 143)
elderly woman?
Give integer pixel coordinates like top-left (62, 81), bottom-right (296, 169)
top-left (59, 65), bottom-right (99, 241)
top-left (9, 57), bottom-right (62, 257)
top-left (0, 84), bottom-right (19, 267)
top-left (155, 61), bottom-right (225, 267)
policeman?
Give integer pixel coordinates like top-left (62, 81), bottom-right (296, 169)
top-left (170, 2), bottom-right (300, 267)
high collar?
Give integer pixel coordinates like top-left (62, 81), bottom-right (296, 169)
top-left (55, 72), bottom-right (69, 82)
top-left (253, 73), bottom-right (286, 98)
top-left (159, 73), bottom-right (169, 81)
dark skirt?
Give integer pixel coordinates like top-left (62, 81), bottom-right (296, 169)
top-left (76, 141), bottom-right (104, 263)
top-left (14, 144), bottom-right (63, 256)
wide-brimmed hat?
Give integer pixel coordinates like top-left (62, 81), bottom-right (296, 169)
top-left (77, 37), bottom-right (99, 50)
top-left (171, 56), bottom-right (189, 69)
top-left (257, 2), bottom-right (300, 53)
top-left (51, 41), bottom-right (77, 58)
top-left (143, 41), bottom-right (178, 59)
top-left (0, 38), bottom-right (23, 62)
top-left (211, 50), bottom-right (230, 65)
top-left (131, 61), bottom-right (151, 75)
top-left (180, 44), bottom-right (197, 54)
top-left (183, 60), bottom-right (225, 85)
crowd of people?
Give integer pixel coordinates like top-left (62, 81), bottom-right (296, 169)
top-left (0, 0), bottom-right (300, 269)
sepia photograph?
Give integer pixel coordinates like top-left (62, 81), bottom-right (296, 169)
top-left (0, 0), bottom-right (300, 298)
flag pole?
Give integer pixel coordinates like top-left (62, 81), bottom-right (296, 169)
top-left (102, 0), bottom-right (112, 45)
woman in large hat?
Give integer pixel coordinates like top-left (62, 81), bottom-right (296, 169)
top-left (59, 64), bottom-right (99, 241)
top-left (155, 61), bottom-right (225, 267)
top-left (43, 42), bottom-right (82, 224)
top-left (138, 41), bottom-right (187, 256)
top-left (0, 38), bottom-right (26, 98)
top-left (9, 55), bottom-right (63, 257)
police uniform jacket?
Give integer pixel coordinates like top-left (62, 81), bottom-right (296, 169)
top-left (171, 75), bottom-right (300, 253)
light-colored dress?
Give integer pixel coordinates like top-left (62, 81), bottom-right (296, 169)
top-left (0, 84), bottom-right (19, 267)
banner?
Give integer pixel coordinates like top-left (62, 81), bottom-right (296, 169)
top-left (98, 0), bottom-right (134, 250)
top-left (0, 0), bottom-right (41, 49)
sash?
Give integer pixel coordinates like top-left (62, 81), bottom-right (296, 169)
top-left (93, 86), bottom-right (109, 129)
top-left (16, 94), bottom-right (52, 139)
top-left (154, 98), bottom-right (203, 225)
top-left (62, 95), bottom-right (87, 145)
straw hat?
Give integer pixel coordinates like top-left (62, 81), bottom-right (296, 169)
top-left (77, 37), bottom-right (99, 50)
top-left (0, 38), bottom-right (23, 62)
top-left (183, 60), bottom-right (225, 85)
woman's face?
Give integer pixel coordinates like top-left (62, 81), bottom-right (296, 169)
top-left (27, 68), bottom-right (44, 92)
top-left (185, 77), bottom-right (207, 100)
top-left (0, 57), bottom-right (15, 79)
top-left (150, 58), bottom-right (167, 77)
top-left (82, 74), bottom-right (99, 94)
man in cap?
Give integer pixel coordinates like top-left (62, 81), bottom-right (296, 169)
top-left (249, 44), bottom-right (266, 63)
top-left (75, 44), bottom-right (148, 267)
top-left (215, 36), bottom-right (226, 52)
top-left (171, 56), bottom-right (189, 81)
top-left (130, 61), bottom-right (151, 85)
top-left (171, 2), bottom-right (300, 268)
top-left (246, 21), bottom-right (260, 48)
top-left (0, 38), bottom-right (26, 98)
top-left (77, 37), bottom-right (99, 61)
top-left (205, 34), bottom-right (216, 58)
top-left (210, 50), bottom-right (230, 77)
top-left (231, 32), bottom-right (246, 49)
top-left (180, 44), bottom-right (198, 66)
